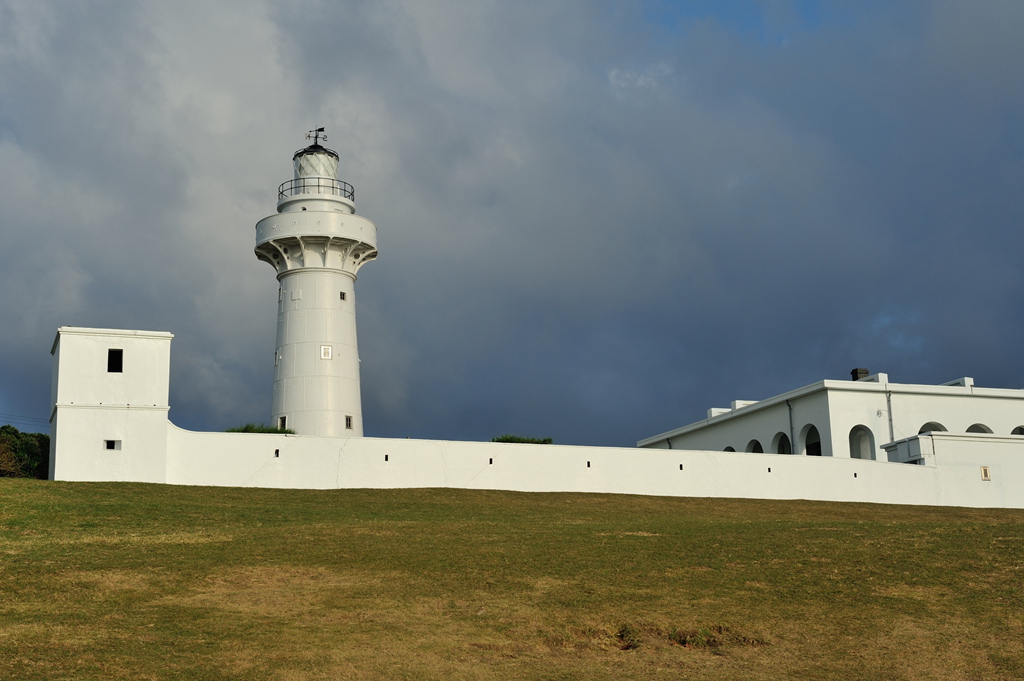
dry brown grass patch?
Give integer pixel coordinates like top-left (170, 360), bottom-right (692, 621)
top-left (166, 565), bottom-right (386, 618)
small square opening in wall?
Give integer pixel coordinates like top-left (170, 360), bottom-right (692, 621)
top-left (489, 458), bottom-right (493, 465)
top-left (385, 455), bottom-right (389, 462)
top-left (340, 291), bottom-right (347, 301)
top-left (321, 345), bottom-right (333, 360)
top-left (345, 415), bottom-right (352, 429)
top-left (274, 449), bottom-right (280, 458)
top-left (586, 461), bottom-right (591, 468)
top-left (104, 440), bottom-right (121, 451)
top-left (107, 349), bottom-right (123, 373)
top-left (278, 416), bottom-right (287, 430)
top-left (981, 466), bottom-right (992, 481)
top-left (679, 464), bottom-right (683, 471)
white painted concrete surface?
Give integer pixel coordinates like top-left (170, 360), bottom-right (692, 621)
top-left (48, 327), bottom-right (1024, 509)
top-left (253, 142), bottom-right (377, 437)
top-left (49, 327), bottom-right (172, 482)
top-left (640, 372), bottom-right (1024, 463)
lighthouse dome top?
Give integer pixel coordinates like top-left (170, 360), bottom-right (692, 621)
top-left (294, 143), bottom-right (338, 161)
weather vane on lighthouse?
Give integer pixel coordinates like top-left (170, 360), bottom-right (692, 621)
top-left (306, 126), bottom-right (327, 145)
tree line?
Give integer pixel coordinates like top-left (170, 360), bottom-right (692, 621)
top-left (0, 425), bottom-right (49, 479)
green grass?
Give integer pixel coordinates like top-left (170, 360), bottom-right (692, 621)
top-left (1, 479), bottom-right (1023, 680)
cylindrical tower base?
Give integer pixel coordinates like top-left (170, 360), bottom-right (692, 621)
top-left (272, 268), bottom-right (362, 437)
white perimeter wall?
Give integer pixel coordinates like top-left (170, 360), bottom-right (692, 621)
top-left (161, 424), bottom-right (1024, 509)
top-left (48, 327), bottom-right (1024, 509)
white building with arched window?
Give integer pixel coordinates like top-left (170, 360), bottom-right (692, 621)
top-left (638, 370), bottom-right (1024, 464)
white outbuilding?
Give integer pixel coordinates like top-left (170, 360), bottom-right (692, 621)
top-left (638, 369), bottom-right (1024, 465)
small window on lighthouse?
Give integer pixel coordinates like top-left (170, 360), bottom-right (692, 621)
top-left (339, 291), bottom-right (346, 301)
top-left (320, 345), bottom-right (333, 360)
top-left (345, 415), bottom-right (353, 429)
top-left (107, 349), bottom-right (123, 373)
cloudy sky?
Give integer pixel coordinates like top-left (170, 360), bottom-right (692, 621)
top-left (1, 1), bottom-right (1023, 446)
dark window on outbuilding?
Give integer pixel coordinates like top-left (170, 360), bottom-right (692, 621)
top-left (107, 349), bottom-right (123, 373)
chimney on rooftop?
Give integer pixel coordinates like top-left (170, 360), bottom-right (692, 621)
top-left (851, 368), bottom-right (870, 381)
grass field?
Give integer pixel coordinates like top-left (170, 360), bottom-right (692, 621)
top-left (1, 479), bottom-right (1023, 680)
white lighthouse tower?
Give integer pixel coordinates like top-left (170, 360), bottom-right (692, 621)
top-left (254, 129), bottom-right (377, 436)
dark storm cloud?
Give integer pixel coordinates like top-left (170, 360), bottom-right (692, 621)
top-left (1, 1), bottom-right (1022, 446)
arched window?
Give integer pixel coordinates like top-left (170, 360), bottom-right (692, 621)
top-left (848, 425), bottom-right (875, 460)
top-left (919, 422), bottom-right (947, 434)
top-left (966, 423), bottom-right (993, 434)
top-left (802, 425), bottom-right (822, 456)
top-left (772, 432), bottom-right (792, 454)
top-left (724, 446), bottom-right (736, 452)
top-left (746, 439), bottom-right (763, 453)
top-left (1012, 427), bottom-right (1024, 436)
